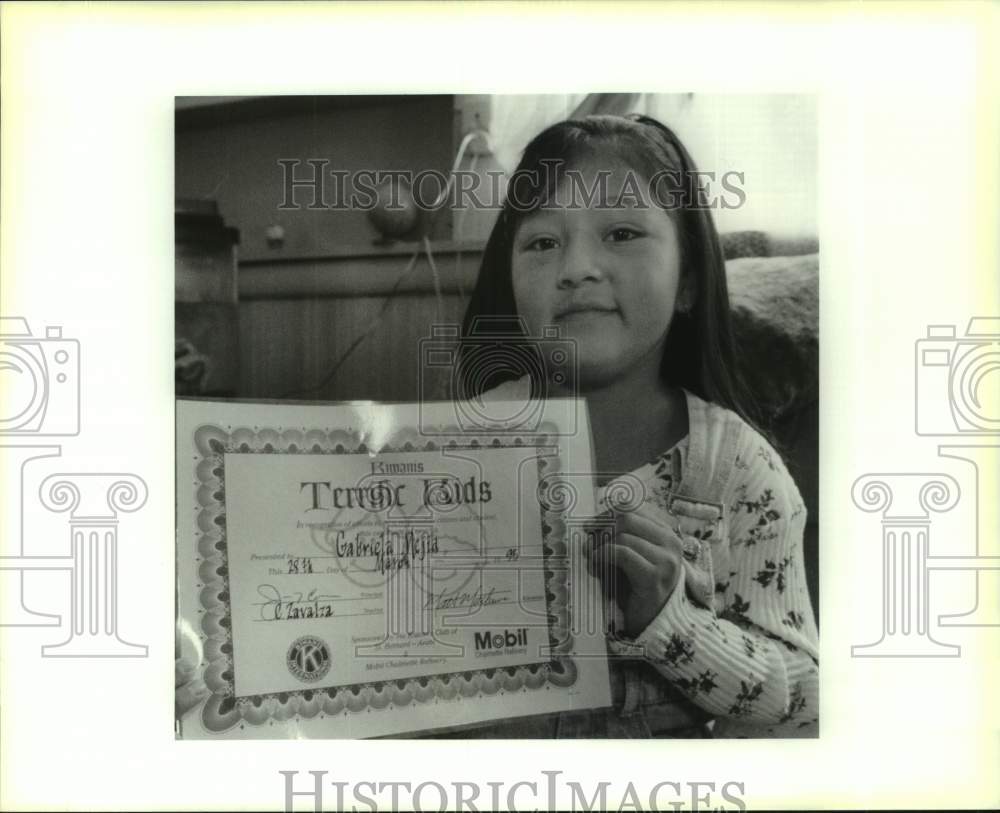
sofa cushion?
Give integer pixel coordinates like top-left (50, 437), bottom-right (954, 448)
top-left (727, 252), bottom-right (819, 422)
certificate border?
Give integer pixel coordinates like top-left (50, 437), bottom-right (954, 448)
top-left (186, 420), bottom-right (583, 735)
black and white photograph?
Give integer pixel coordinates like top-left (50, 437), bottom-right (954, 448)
top-left (174, 93), bottom-right (820, 740)
top-left (3, 3), bottom-right (997, 811)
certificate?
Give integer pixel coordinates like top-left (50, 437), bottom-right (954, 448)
top-left (176, 397), bottom-right (611, 738)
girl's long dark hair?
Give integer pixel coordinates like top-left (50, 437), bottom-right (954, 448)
top-left (459, 113), bottom-right (764, 433)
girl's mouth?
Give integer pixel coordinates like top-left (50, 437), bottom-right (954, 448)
top-left (555, 304), bottom-right (618, 320)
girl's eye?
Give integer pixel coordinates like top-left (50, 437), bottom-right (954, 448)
top-left (525, 236), bottom-right (558, 252)
top-left (607, 227), bottom-right (641, 243)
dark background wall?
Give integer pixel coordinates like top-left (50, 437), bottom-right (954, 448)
top-left (176, 95), bottom-right (457, 261)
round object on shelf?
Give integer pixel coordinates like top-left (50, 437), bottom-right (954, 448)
top-left (367, 177), bottom-right (422, 242)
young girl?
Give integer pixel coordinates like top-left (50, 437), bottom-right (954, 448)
top-left (456, 113), bottom-right (819, 738)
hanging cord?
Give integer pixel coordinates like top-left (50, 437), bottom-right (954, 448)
top-left (278, 247), bottom-right (421, 398)
top-left (441, 129), bottom-right (493, 207)
top-left (277, 128), bottom-right (493, 400)
top-left (422, 235), bottom-right (445, 324)
top-left (437, 129), bottom-right (492, 314)
top-left (452, 146), bottom-right (480, 243)
top-left (451, 148), bottom-right (481, 314)
top-left (420, 235), bottom-right (450, 401)
top-left (418, 132), bottom-right (491, 399)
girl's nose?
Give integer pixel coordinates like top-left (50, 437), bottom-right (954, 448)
top-left (556, 237), bottom-right (604, 288)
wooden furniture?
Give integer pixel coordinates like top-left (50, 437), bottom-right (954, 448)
top-left (175, 200), bottom-right (240, 397)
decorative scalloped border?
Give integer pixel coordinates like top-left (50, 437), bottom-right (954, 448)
top-left (189, 420), bottom-right (581, 734)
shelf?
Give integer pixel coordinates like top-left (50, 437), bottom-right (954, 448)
top-left (238, 238), bottom-right (486, 267)
top-left (238, 241), bottom-right (486, 300)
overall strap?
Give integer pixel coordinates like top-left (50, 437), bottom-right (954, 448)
top-left (606, 389), bottom-right (749, 735)
top-left (675, 389), bottom-right (745, 506)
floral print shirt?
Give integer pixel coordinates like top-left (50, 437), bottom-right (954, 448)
top-left (479, 375), bottom-right (819, 738)
top-left (607, 420), bottom-right (819, 738)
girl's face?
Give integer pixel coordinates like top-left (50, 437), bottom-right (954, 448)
top-left (510, 155), bottom-right (689, 391)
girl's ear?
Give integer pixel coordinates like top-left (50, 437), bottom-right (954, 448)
top-left (676, 271), bottom-right (697, 314)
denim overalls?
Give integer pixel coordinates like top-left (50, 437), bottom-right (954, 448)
top-left (415, 387), bottom-right (747, 739)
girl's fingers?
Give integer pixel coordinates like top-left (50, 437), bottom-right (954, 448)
top-left (626, 500), bottom-right (671, 524)
top-left (587, 549), bottom-right (630, 603)
top-left (619, 510), bottom-right (685, 556)
top-left (175, 656), bottom-right (210, 719)
top-left (588, 519), bottom-right (675, 571)
top-left (175, 657), bottom-right (195, 689)
top-left (588, 527), bottom-right (662, 569)
top-left (630, 501), bottom-right (688, 535)
top-left (592, 536), bottom-right (656, 589)
top-left (176, 677), bottom-right (210, 717)
top-left (615, 530), bottom-right (667, 565)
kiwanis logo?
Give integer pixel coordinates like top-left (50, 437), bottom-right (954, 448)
top-left (286, 636), bottom-right (332, 682)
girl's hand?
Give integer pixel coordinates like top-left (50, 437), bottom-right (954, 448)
top-left (175, 656), bottom-right (209, 720)
top-left (585, 503), bottom-right (686, 638)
